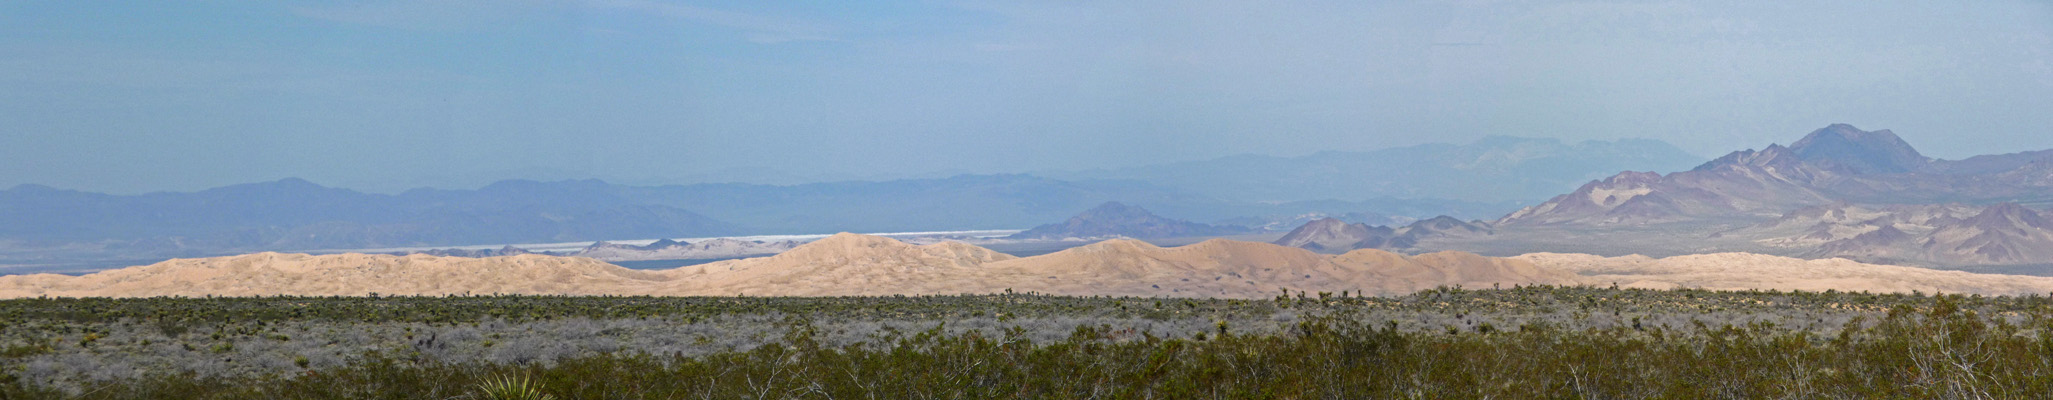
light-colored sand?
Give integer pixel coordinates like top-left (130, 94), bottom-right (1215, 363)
top-left (6, 233), bottom-right (2049, 298)
top-left (1516, 252), bottom-right (2053, 295)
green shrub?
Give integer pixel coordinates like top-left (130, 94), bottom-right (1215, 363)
top-left (473, 373), bottom-right (555, 400)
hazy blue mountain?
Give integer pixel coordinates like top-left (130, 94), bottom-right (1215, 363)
top-left (612, 174), bottom-right (1516, 234)
top-left (0, 178), bottom-right (740, 254)
top-left (1045, 136), bottom-right (1707, 204)
top-left (0, 174), bottom-right (1516, 264)
top-left (1007, 202), bottom-right (1252, 240)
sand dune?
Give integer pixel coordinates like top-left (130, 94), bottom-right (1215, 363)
top-left (4, 233), bottom-right (2050, 298)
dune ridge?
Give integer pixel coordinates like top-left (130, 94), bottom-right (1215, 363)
top-left (4, 233), bottom-right (2051, 298)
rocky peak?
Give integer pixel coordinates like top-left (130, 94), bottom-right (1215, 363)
top-left (1786, 124), bottom-right (1929, 174)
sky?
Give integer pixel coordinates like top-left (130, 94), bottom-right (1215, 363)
top-left (3, 0), bottom-right (2050, 194)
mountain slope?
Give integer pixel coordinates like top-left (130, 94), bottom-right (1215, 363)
top-left (1917, 203), bottom-right (2053, 265)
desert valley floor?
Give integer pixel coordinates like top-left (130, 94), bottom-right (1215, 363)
top-left (8, 233), bottom-right (2053, 299)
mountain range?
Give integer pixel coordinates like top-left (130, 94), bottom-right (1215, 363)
top-left (1498, 124), bottom-right (2053, 226)
top-left (3, 135), bottom-right (1692, 269)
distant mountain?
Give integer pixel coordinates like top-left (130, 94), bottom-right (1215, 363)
top-left (1462, 124), bottom-right (2053, 268)
top-left (1273, 218), bottom-right (1389, 252)
top-left (1499, 124), bottom-right (2053, 227)
top-left (1049, 136), bottom-right (1707, 204)
top-left (1273, 216), bottom-right (1494, 254)
top-left (1007, 202), bottom-right (1253, 240)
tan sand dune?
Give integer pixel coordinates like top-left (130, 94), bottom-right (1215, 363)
top-left (659, 233), bottom-right (1019, 296)
top-left (0, 252), bottom-right (669, 298)
top-left (5, 233), bottom-right (2050, 298)
top-left (642, 235), bottom-right (1571, 297)
top-left (958, 240), bottom-right (1575, 297)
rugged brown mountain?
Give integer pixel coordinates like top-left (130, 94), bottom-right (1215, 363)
top-left (1273, 216), bottom-right (1492, 254)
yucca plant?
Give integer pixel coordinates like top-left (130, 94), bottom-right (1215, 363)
top-left (472, 373), bottom-right (555, 400)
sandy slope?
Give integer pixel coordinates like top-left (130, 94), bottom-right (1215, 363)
top-left (4, 233), bottom-right (2049, 298)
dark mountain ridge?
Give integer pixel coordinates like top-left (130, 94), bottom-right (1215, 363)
top-left (1272, 216), bottom-right (1494, 254)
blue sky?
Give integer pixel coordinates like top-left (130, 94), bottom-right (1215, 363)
top-left (4, 1), bottom-right (2051, 193)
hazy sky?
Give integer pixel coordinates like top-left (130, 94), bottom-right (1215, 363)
top-left (4, 1), bottom-right (2050, 193)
